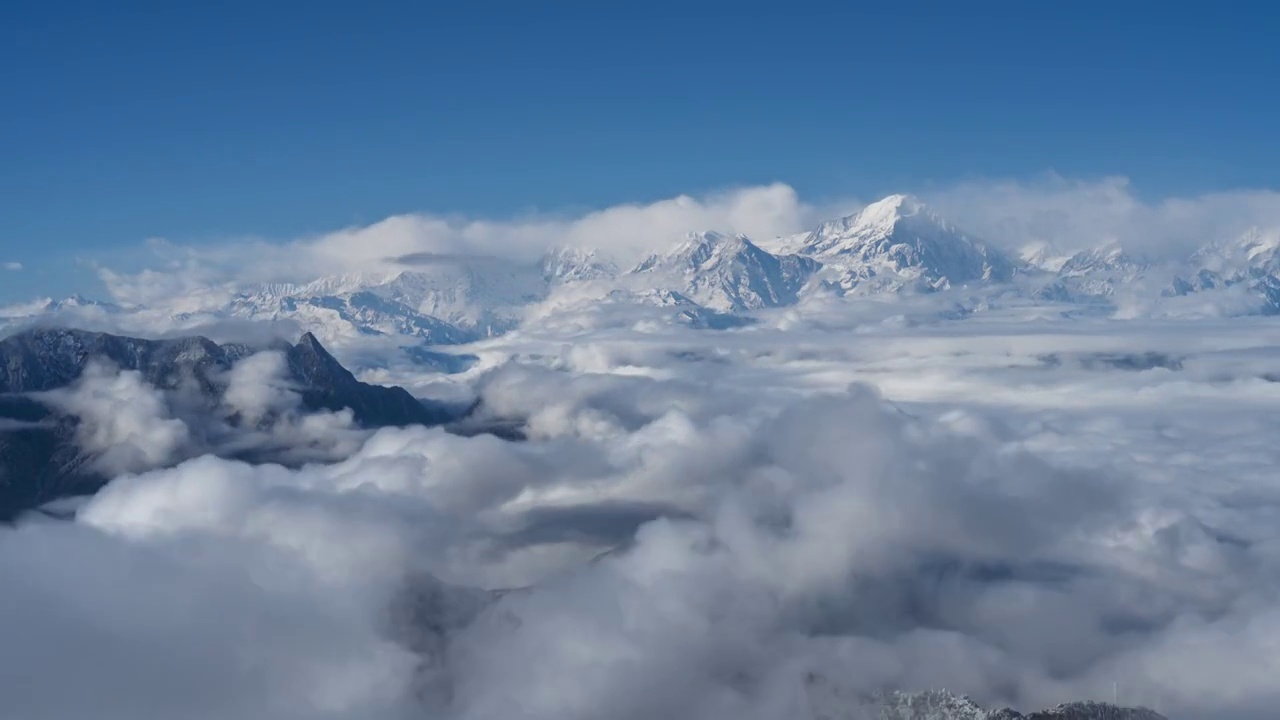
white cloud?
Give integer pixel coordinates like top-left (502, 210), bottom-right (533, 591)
top-left (9, 179), bottom-right (1280, 717)
top-left (926, 174), bottom-right (1280, 258)
top-left (39, 361), bottom-right (190, 475)
top-left (3, 261), bottom-right (22, 271)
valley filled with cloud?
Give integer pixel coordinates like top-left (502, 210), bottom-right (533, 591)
top-left (4, 181), bottom-right (1280, 719)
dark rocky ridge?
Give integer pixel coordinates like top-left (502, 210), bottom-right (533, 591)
top-left (872, 690), bottom-right (1167, 719)
top-left (0, 327), bottom-right (463, 520)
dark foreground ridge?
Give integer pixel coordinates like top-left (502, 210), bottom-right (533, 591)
top-left (0, 327), bottom-right (463, 519)
top-left (872, 689), bottom-right (1167, 720)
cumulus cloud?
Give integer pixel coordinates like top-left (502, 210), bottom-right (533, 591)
top-left (223, 351), bottom-right (303, 426)
top-left (26, 350), bottom-right (370, 484)
top-left (39, 361), bottom-right (190, 475)
top-left (0, 519), bottom-right (418, 720)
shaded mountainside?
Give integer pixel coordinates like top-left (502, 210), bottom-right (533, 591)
top-left (0, 327), bottom-right (448, 427)
top-left (0, 327), bottom-right (462, 520)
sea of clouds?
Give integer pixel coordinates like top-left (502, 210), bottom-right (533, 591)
top-left (6, 180), bottom-right (1280, 719)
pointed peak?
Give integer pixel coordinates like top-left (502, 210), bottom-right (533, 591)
top-left (809, 194), bottom-right (940, 240)
top-left (295, 331), bottom-right (330, 355)
top-left (869, 193), bottom-right (925, 211)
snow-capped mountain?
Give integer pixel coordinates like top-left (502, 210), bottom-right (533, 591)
top-left (1186, 227), bottom-right (1280, 278)
top-left (1058, 244), bottom-right (1147, 281)
top-left (13, 194), bottom-right (1280, 343)
top-left (1160, 227), bottom-right (1280, 313)
top-left (1019, 242), bottom-right (1073, 273)
top-left (631, 231), bottom-right (820, 312)
top-left (778, 194), bottom-right (1017, 294)
top-left (1033, 244), bottom-right (1151, 302)
top-left (160, 257), bottom-right (550, 345)
top-left (243, 258), bottom-right (546, 336)
top-left (541, 246), bottom-right (621, 284)
top-left (222, 288), bottom-right (474, 344)
top-left (0, 295), bottom-right (121, 323)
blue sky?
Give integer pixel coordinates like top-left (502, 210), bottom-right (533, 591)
top-left (2, 1), bottom-right (1278, 301)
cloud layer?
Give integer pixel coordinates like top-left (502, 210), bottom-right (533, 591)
top-left (6, 310), bottom-right (1280, 718)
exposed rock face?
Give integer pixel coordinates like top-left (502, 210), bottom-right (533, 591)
top-left (806, 686), bottom-right (1167, 720)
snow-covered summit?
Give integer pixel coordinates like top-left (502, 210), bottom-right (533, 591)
top-left (1163, 227), bottom-right (1280, 313)
top-left (1058, 244), bottom-right (1146, 278)
top-left (631, 231), bottom-right (820, 311)
top-left (788, 194), bottom-right (1016, 293)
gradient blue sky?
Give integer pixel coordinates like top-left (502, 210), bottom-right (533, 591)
top-left (2, 1), bottom-right (1278, 300)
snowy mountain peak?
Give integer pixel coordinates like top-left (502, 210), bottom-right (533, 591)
top-left (795, 194), bottom-right (1015, 293)
top-left (629, 230), bottom-right (820, 311)
top-left (634, 231), bottom-right (756, 273)
top-left (855, 192), bottom-right (928, 226)
top-left (1019, 242), bottom-right (1072, 273)
top-left (1163, 226), bottom-right (1280, 311)
top-left (1236, 226), bottom-right (1280, 262)
top-left (1188, 226), bottom-right (1280, 275)
top-left (675, 231), bottom-right (757, 266)
top-left (806, 194), bottom-right (937, 246)
top-left (1058, 243), bottom-right (1144, 277)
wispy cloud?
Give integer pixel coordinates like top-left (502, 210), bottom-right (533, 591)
top-left (3, 262), bottom-right (22, 271)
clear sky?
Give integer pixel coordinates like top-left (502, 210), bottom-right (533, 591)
top-left (2, 0), bottom-right (1278, 300)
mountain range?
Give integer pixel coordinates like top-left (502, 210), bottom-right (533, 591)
top-left (6, 195), bottom-right (1280, 348)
